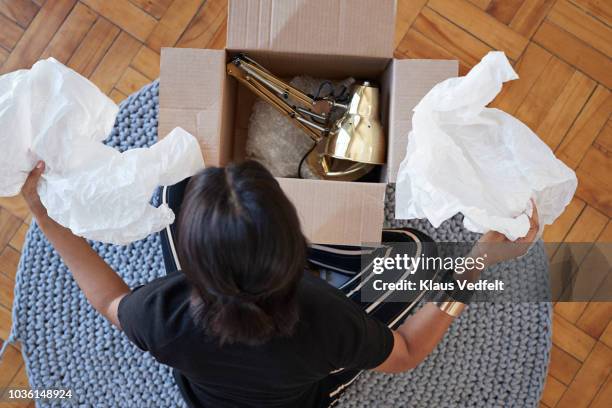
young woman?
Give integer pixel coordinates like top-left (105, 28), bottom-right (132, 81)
top-left (21, 160), bottom-right (538, 407)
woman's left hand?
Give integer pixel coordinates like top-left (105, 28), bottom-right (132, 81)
top-left (472, 200), bottom-right (540, 268)
top-left (21, 160), bottom-right (48, 220)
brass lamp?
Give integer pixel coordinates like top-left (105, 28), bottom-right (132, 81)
top-left (226, 54), bottom-right (385, 181)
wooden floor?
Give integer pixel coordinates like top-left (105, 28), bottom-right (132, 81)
top-left (0, 0), bottom-right (610, 407)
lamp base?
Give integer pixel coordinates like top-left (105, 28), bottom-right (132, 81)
top-left (304, 141), bottom-right (375, 181)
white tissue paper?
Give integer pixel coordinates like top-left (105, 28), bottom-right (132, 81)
top-left (395, 51), bottom-right (577, 241)
top-left (0, 58), bottom-right (204, 245)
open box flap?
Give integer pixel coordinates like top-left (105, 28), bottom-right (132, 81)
top-left (386, 59), bottom-right (459, 182)
top-left (227, 0), bottom-right (395, 58)
top-left (276, 178), bottom-right (386, 245)
top-left (159, 48), bottom-right (232, 166)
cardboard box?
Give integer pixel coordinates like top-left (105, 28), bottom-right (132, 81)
top-left (159, 0), bottom-right (458, 246)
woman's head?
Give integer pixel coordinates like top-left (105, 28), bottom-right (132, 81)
top-left (177, 160), bottom-right (307, 346)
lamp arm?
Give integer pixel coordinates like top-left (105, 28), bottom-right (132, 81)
top-left (226, 57), bottom-right (334, 142)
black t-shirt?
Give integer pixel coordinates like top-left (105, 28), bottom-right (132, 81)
top-left (118, 271), bottom-right (394, 407)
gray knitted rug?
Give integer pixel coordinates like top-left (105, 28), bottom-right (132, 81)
top-left (6, 81), bottom-right (551, 407)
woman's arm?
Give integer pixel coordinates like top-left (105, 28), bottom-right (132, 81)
top-left (375, 203), bottom-right (539, 373)
top-left (21, 162), bottom-right (130, 329)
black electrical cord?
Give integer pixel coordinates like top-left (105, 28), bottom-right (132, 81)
top-left (313, 81), bottom-right (334, 100)
top-left (298, 79), bottom-right (354, 178)
top-left (298, 143), bottom-right (317, 179)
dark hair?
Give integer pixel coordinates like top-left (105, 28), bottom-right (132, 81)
top-left (177, 160), bottom-right (307, 346)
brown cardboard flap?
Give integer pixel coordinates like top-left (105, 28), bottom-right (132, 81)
top-left (159, 48), bottom-right (229, 166)
top-left (277, 178), bottom-right (386, 245)
top-left (387, 59), bottom-right (459, 182)
top-left (227, 0), bottom-right (395, 58)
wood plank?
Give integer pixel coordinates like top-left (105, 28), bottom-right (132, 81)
top-left (89, 31), bottom-right (141, 93)
top-left (115, 66), bottom-right (150, 96)
top-left (0, 195), bottom-right (29, 221)
top-left (5, 365), bottom-right (30, 396)
top-left (429, 0), bottom-right (529, 60)
top-left (109, 88), bottom-right (127, 104)
top-left (0, 398), bottom-right (33, 407)
top-left (599, 322), bottom-right (612, 347)
top-left (0, 0), bottom-right (39, 28)
top-left (570, 0), bottom-right (611, 26)
top-left (67, 17), bottom-right (120, 78)
top-left (1, 398), bottom-right (37, 408)
top-left (412, 7), bottom-right (492, 69)
top-left (145, 0), bottom-right (202, 53)
top-left (543, 197), bottom-right (585, 243)
top-left (510, 0), bottom-right (555, 38)
top-left (555, 301), bottom-right (589, 324)
top-left (577, 248), bottom-right (612, 301)
top-left (176, 0), bottom-right (227, 49)
top-left (565, 205), bottom-right (608, 244)
top-left (0, 304), bottom-right (12, 341)
top-left (553, 313), bottom-right (597, 361)
top-left (595, 120), bottom-right (611, 153)
top-left (395, 29), bottom-right (469, 74)
top-left (0, 46), bottom-right (8, 66)
top-left (0, 13), bottom-right (24, 50)
top-left (486, 0), bottom-right (524, 24)
top-left (557, 86), bottom-right (611, 169)
top-left (549, 0), bottom-right (612, 58)
top-left (575, 148), bottom-right (612, 217)
top-left (0, 246), bottom-right (20, 280)
top-left (9, 222), bottom-right (27, 251)
top-left (491, 43), bottom-right (552, 114)
top-left (129, 0), bottom-right (173, 19)
top-left (602, 321), bottom-right (612, 348)
top-left (82, 0), bottom-right (156, 42)
top-left (556, 342), bottom-right (612, 407)
top-left (0, 209), bottom-right (21, 249)
top-left (208, 18), bottom-right (226, 50)
top-left (597, 221), bottom-right (612, 243)
top-left (0, 343), bottom-right (22, 389)
top-left (0, 0), bottom-right (76, 73)
top-left (576, 302), bottom-right (612, 339)
top-left (541, 374), bottom-right (567, 407)
top-left (469, 0), bottom-right (492, 9)
top-left (394, 0), bottom-right (427, 49)
top-left (534, 21), bottom-right (612, 89)
top-left (536, 70), bottom-right (596, 150)
top-left (40, 2), bottom-right (97, 63)
top-left (590, 374), bottom-right (612, 408)
top-left (0, 270), bottom-right (14, 308)
top-left (515, 56), bottom-right (573, 133)
top-left (554, 204), bottom-right (608, 319)
top-left (130, 45), bottom-right (160, 80)
top-left (549, 344), bottom-right (582, 385)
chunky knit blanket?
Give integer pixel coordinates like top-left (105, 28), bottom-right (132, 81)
top-left (4, 81), bottom-right (551, 407)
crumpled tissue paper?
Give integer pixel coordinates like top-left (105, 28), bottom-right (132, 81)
top-left (0, 58), bottom-right (204, 245)
top-left (395, 51), bottom-right (577, 240)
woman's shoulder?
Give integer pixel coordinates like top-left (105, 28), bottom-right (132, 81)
top-left (118, 271), bottom-right (198, 353)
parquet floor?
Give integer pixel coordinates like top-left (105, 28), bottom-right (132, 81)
top-left (0, 0), bottom-right (610, 407)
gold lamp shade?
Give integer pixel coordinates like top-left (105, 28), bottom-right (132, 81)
top-left (326, 82), bottom-right (385, 165)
